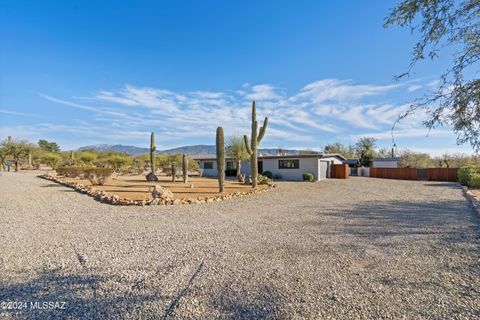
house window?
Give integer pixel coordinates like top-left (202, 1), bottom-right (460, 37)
top-left (278, 159), bottom-right (299, 169)
top-left (226, 161), bottom-right (235, 170)
top-left (203, 161), bottom-right (213, 169)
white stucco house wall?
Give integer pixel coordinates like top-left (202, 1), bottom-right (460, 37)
top-left (371, 157), bottom-right (400, 168)
top-left (195, 154), bottom-right (345, 181)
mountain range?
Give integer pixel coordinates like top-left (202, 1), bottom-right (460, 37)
top-left (76, 144), bottom-right (306, 157)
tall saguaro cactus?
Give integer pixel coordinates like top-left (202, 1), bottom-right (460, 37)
top-left (146, 131), bottom-right (159, 181)
top-left (172, 162), bottom-right (177, 182)
top-left (243, 101), bottom-right (268, 188)
top-left (216, 127), bottom-right (225, 192)
top-left (182, 154), bottom-right (188, 183)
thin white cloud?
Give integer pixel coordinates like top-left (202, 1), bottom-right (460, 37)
top-left (40, 94), bottom-right (130, 118)
top-left (245, 84), bottom-right (283, 101)
top-left (0, 108), bottom-right (43, 118)
top-left (16, 78), bottom-right (454, 150)
top-left (407, 84), bottom-right (422, 92)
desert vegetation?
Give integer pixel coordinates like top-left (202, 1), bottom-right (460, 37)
top-left (243, 100), bottom-right (268, 188)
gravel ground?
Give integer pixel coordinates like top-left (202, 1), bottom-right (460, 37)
top-left (1, 171), bottom-right (479, 319)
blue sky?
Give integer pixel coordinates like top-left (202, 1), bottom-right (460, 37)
top-left (0, 0), bottom-right (471, 155)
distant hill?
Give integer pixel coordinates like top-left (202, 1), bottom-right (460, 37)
top-left (77, 144), bottom-right (149, 155)
top-left (75, 144), bottom-right (305, 157)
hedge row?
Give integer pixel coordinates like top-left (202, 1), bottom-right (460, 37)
top-left (56, 166), bottom-right (113, 185)
top-left (458, 166), bottom-right (480, 187)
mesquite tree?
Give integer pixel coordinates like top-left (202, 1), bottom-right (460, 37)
top-left (216, 127), bottom-right (225, 192)
top-left (243, 101), bottom-right (268, 188)
top-left (385, 0), bottom-right (480, 151)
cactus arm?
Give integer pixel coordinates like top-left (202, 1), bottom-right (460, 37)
top-left (243, 135), bottom-right (253, 155)
top-left (257, 117), bottom-right (268, 144)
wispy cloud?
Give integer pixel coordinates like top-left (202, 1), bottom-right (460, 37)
top-left (0, 108), bottom-right (43, 118)
top-left (10, 77), bottom-right (452, 151)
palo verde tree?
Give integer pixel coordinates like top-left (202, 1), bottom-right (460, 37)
top-left (226, 135), bottom-right (249, 177)
top-left (385, 0), bottom-right (480, 151)
top-left (2, 136), bottom-right (34, 171)
top-left (355, 137), bottom-right (377, 167)
top-left (243, 101), bottom-right (268, 188)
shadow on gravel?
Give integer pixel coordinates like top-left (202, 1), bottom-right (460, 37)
top-left (423, 182), bottom-right (462, 188)
top-left (0, 269), bottom-right (162, 319)
top-left (40, 183), bottom-right (65, 188)
top-left (317, 199), bottom-right (480, 239)
top-left (211, 282), bottom-right (288, 319)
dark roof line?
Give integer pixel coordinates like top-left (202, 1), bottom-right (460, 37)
top-left (372, 157), bottom-right (401, 161)
top-left (194, 154), bottom-right (346, 161)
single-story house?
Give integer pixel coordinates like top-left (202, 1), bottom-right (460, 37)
top-left (195, 154), bottom-right (346, 181)
top-left (371, 157), bottom-right (400, 168)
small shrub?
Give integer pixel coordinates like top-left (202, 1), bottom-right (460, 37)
top-left (162, 165), bottom-right (172, 175)
top-left (458, 165), bottom-right (480, 186)
top-left (257, 174), bottom-right (272, 185)
top-left (469, 173), bottom-right (480, 187)
top-left (262, 171), bottom-right (273, 179)
top-left (273, 173), bottom-right (282, 180)
top-left (83, 167), bottom-right (113, 185)
top-left (303, 173), bottom-right (315, 182)
top-left (56, 166), bottom-right (84, 178)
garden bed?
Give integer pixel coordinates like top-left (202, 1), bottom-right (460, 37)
top-left (39, 173), bottom-right (274, 206)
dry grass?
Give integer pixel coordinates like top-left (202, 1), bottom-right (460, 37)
top-left (61, 174), bottom-right (267, 200)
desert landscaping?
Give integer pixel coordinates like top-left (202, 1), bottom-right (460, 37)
top-left (2, 1), bottom-right (480, 318)
top-left (1, 171), bottom-right (479, 318)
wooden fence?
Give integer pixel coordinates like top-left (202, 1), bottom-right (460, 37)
top-left (427, 168), bottom-right (458, 182)
top-left (331, 164), bottom-right (349, 179)
top-left (370, 168), bottom-right (417, 180)
top-left (370, 167), bottom-right (458, 182)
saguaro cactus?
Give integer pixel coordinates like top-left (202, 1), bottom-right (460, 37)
top-left (216, 126), bottom-right (225, 192)
top-left (70, 151), bottom-right (75, 161)
top-left (182, 154), bottom-right (188, 183)
top-left (243, 101), bottom-right (268, 188)
top-left (171, 162), bottom-right (176, 182)
top-left (146, 131), bottom-right (159, 181)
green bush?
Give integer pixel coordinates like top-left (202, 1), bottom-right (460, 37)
top-left (262, 171), bottom-right (273, 179)
top-left (303, 173), bottom-right (315, 182)
top-left (257, 174), bottom-right (272, 185)
top-left (83, 167), bottom-right (113, 185)
top-left (56, 166), bottom-right (84, 178)
top-left (469, 173), bottom-right (480, 187)
top-left (458, 165), bottom-right (480, 186)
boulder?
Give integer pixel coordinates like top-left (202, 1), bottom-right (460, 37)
top-left (146, 172), bottom-right (159, 181)
top-left (151, 185), bottom-right (174, 200)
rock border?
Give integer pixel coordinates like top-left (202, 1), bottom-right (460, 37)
top-left (462, 186), bottom-right (480, 217)
top-left (38, 174), bottom-right (276, 206)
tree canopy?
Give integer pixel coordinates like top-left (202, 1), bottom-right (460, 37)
top-left (385, 0), bottom-right (480, 151)
top-left (38, 139), bottom-right (60, 153)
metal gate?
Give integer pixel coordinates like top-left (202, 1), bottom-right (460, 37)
top-left (417, 168), bottom-right (428, 180)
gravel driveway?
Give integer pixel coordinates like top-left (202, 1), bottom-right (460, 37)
top-left (1, 171), bottom-right (479, 319)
